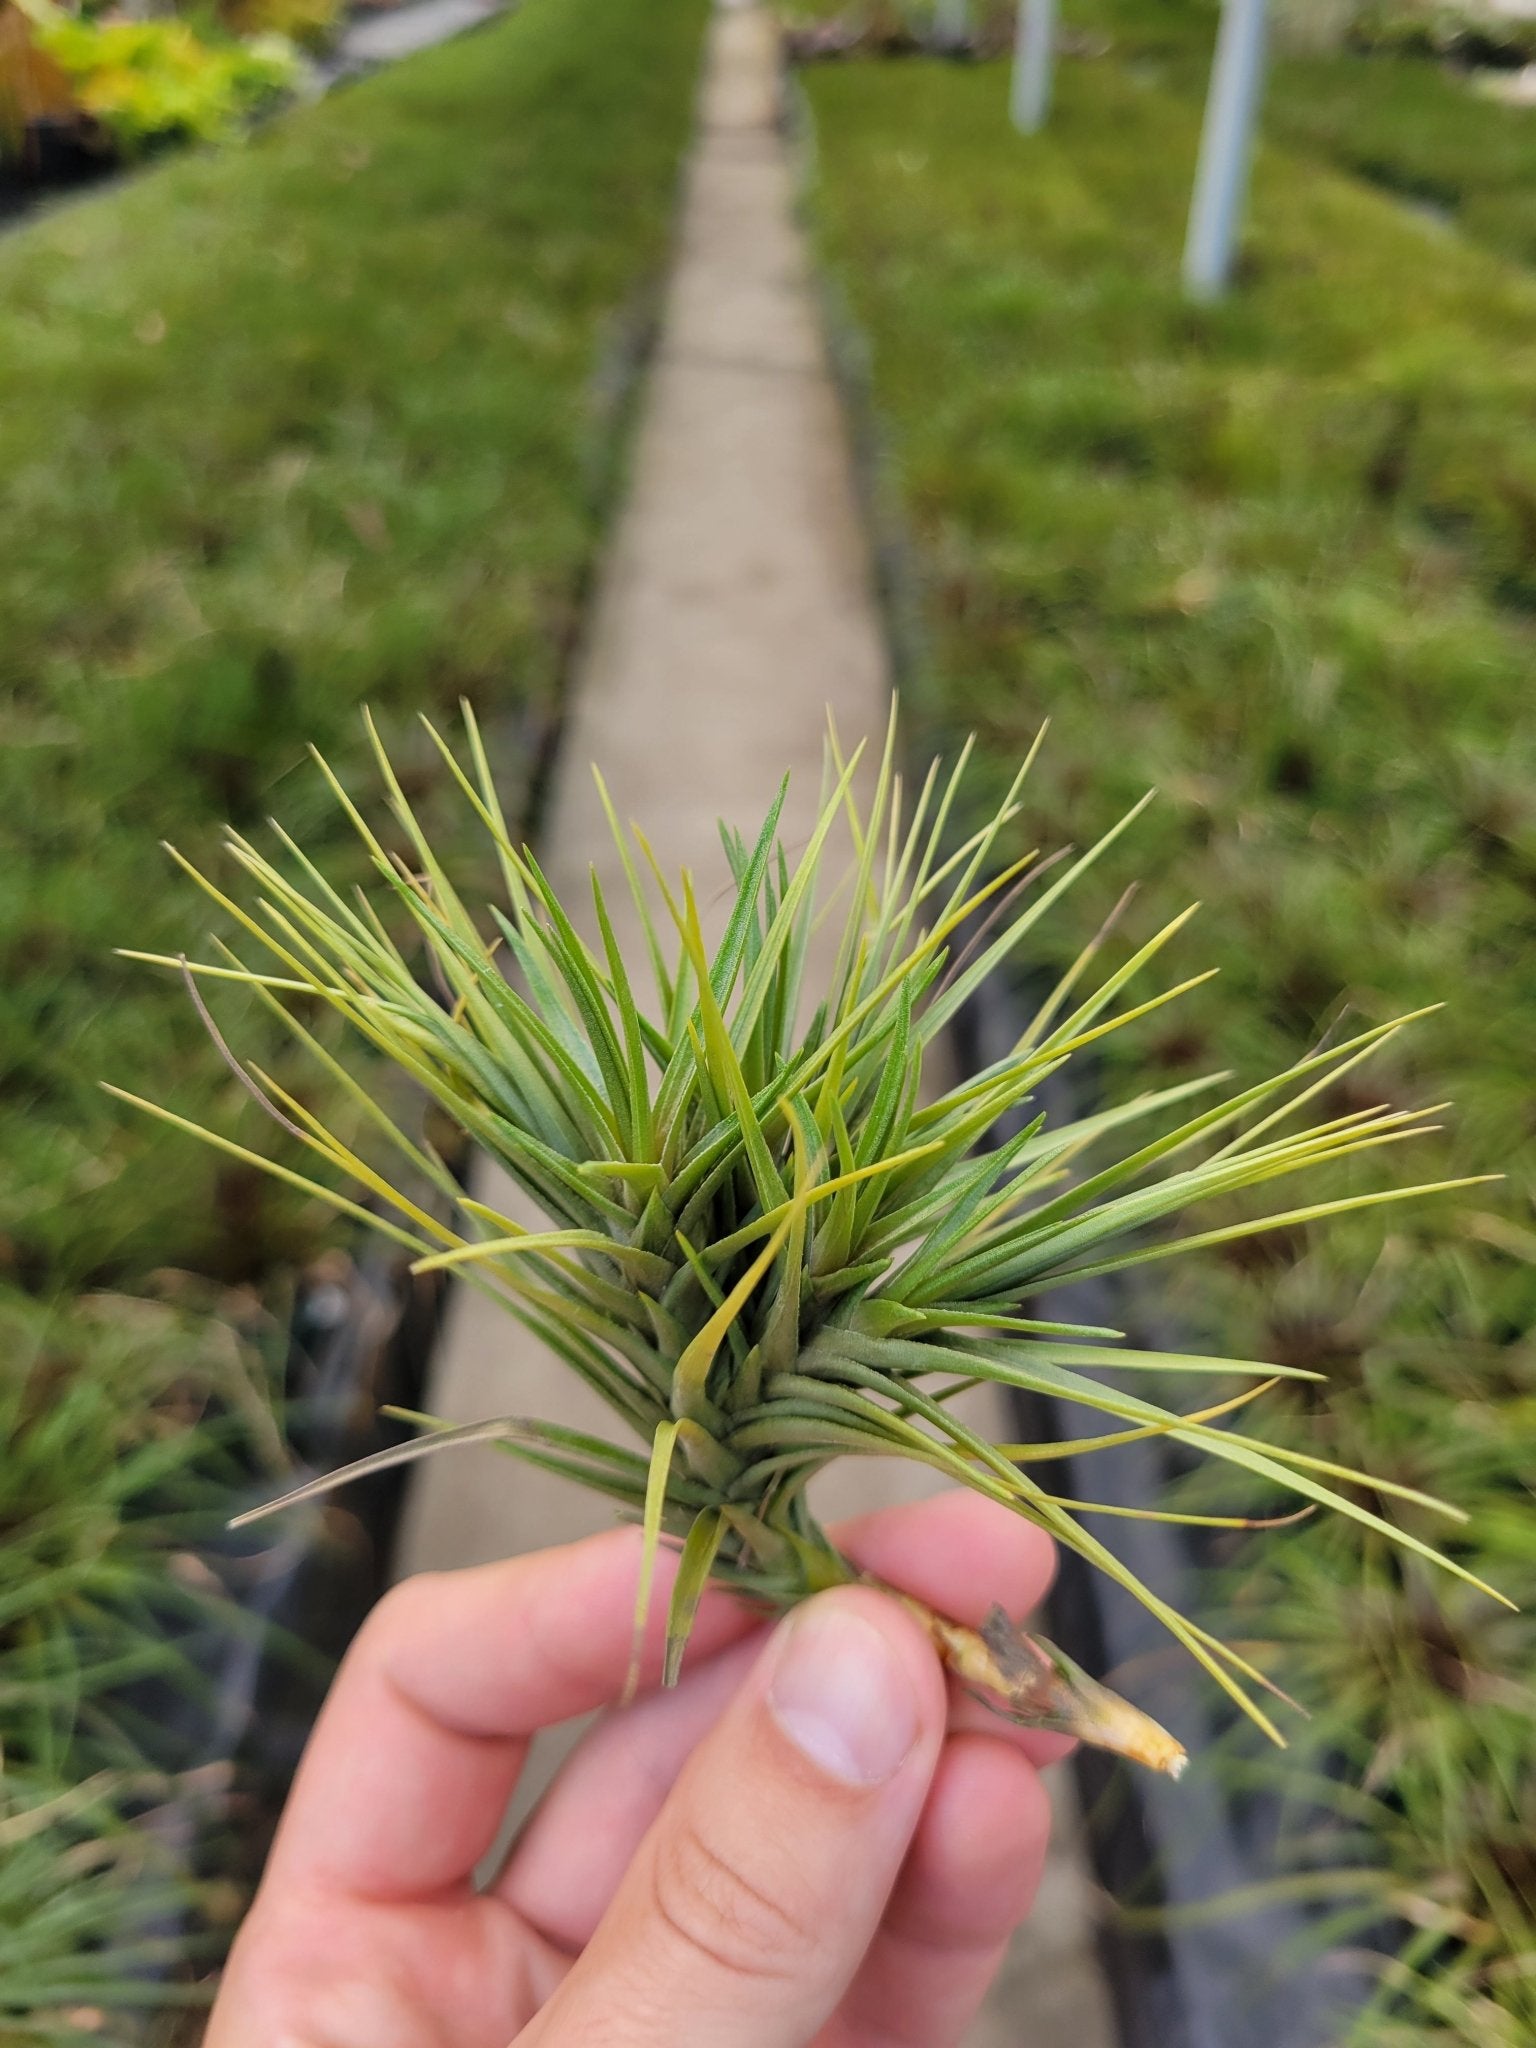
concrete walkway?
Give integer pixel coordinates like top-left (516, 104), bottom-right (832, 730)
top-left (392, 6), bottom-right (1118, 2041)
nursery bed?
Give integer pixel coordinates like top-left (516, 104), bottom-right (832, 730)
top-left (800, 45), bottom-right (1536, 2047)
top-left (1, 0), bottom-right (709, 2032)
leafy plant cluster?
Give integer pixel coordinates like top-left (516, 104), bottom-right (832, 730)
top-left (1, 0), bottom-right (709, 2030)
top-left (799, 41), bottom-right (1535, 2046)
top-left (0, 1288), bottom-right (282, 2048)
top-left (34, 8), bottom-right (296, 152)
top-left (1344, 0), bottom-right (1536, 67)
top-left (5, 0), bottom-right (300, 160)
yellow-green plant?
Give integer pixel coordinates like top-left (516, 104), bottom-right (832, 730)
top-left (115, 712), bottom-right (1504, 1774)
top-left (15, 0), bottom-right (296, 153)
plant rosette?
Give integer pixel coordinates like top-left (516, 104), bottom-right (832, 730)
top-left (114, 710), bottom-right (1508, 1777)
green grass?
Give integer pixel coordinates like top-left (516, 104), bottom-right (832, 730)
top-left (800, 46), bottom-right (1536, 2044)
top-left (2, 0), bottom-right (709, 1291)
top-left (1267, 50), bottom-right (1536, 270)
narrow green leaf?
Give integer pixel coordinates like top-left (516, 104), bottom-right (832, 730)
top-left (627, 1419), bottom-right (683, 1704)
top-left (664, 1509), bottom-right (729, 1686)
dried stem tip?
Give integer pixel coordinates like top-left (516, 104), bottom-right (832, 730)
top-left (892, 1591), bottom-right (1188, 1780)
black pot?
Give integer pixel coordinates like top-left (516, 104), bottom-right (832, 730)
top-left (0, 119), bottom-right (116, 227)
top-left (122, 1238), bottom-right (447, 2019)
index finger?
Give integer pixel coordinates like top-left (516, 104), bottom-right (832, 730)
top-left (263, 1525), bottom-right (758, 1902)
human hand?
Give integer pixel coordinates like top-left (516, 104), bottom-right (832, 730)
top-left (206, 1490), bottom-right (1067, 2048)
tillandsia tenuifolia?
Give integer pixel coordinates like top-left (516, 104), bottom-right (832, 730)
top-left (112, 708), bottom-right (1508, 1776)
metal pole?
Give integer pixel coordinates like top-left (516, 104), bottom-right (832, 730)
top-left (1182, 0), bottom-right (1268, 301)
top-left (1010, 0), bottom-right (1057, 133)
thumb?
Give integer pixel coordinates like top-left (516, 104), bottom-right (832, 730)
top-left (520, 1586), bottom-right (949, 2048)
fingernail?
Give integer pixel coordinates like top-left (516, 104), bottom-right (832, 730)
top-left (766, 1600), bottom-right (920, 1787)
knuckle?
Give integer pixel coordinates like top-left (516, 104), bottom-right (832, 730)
top-left (645, 1815), bottom-right (812, 1986)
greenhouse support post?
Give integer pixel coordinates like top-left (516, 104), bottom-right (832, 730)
top-left (1010, 0), bottom-right (1056, 133)
top-left (1182, 0), bottom-right (1268, 300)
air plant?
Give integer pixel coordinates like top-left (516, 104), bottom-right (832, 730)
top-left (111, 709), bottom-right (1505, 1777)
